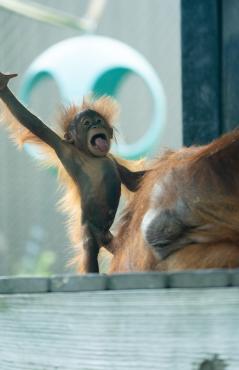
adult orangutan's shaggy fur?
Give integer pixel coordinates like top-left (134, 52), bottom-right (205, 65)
top-left (110, 131), bottom-right (239, 272)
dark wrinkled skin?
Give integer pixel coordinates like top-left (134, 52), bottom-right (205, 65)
top-left (0, 72), bottom-right (145, 272)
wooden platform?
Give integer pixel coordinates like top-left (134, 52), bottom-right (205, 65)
top-left (0, 270), bottom-right (238, 370)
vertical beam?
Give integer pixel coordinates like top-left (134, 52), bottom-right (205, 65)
top-left (181, 0), bottom-right (222, 146)
top-left (222, 0), bottom-right (239, 132)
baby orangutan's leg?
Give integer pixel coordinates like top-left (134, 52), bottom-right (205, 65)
top-left (80, 224), bottom-right (100, 273)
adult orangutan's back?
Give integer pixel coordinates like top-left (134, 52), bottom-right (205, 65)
top-left (110, 130), bottom-right (239, 272)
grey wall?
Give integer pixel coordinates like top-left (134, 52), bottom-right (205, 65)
top-left (0, 0), bottom-right (182, 275)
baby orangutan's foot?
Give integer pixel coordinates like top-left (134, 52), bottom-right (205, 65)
top-left (101, 230), bottom-right (113, 245)
top-left (100, 231), bottom-right (115, 253)
top-left (0, 72), bottom-right (17, 90)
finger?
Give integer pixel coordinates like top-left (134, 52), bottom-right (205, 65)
top-left (6, 73), bottom-right (18, 79)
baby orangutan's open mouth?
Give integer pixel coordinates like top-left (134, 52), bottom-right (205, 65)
top-left (88, 128), bottom-right (110, 156)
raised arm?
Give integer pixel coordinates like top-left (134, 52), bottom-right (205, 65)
top-left (0, 72), bottom-right (62, 150)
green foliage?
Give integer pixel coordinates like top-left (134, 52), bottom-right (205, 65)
top-left (16, 250), bottom-right (56, 276)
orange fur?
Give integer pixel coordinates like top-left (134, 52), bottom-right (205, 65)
top-left (110, 130), bottom-right (239, 272)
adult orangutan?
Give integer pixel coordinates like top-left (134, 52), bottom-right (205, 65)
top-left (110, 133), bottom-right (239, 272)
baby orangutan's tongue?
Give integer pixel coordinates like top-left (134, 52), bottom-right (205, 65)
top-left (95, 137), bottom-right (109, 152)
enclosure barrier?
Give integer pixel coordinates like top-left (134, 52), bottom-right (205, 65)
top-left (0, 270), bottom-right (238, 369)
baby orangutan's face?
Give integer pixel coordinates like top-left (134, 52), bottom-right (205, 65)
top-left (64, 109), bottom-right (113, 157)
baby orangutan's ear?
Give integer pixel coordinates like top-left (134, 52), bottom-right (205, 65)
top-left (64, 131), bottom-right (74, 143)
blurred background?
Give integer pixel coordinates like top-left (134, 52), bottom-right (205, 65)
top-left (0, 0), bottom-right (182, 275)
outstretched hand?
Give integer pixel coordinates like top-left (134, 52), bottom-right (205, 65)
top-left (0, 72), bottom-right (18, 90)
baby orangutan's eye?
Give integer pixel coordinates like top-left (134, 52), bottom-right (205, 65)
top-left (97, 118), bottom-right (102, 125)
top-left (83, 120), bottom-right (90, 126)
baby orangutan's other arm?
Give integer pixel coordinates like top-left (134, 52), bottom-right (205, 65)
top-left (0, 72), bottom-right (62, 150)
top-left (114, 160), bottom-right (147, 192)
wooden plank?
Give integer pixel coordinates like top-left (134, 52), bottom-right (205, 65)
top-left (0, 270), bottom-right (238, 295)
top-left (0, 288), bottom-right (238, 369)
top-left (108, 272), bottom-right (167, 290)
top-left (168, 269), bottom-right (230, 288)
top-left (50, 274), bottom-right (107, 292)
top-left (0, 277), bottom-right (49, 294)
top-left (231, 270), bottom-right (239, 286)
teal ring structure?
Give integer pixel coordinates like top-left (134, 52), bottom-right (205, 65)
top-left (20, 35), bottom-right (166, 159)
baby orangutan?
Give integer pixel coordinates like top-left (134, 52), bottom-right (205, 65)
top-left (0, 72), bottom-right (145, 273)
